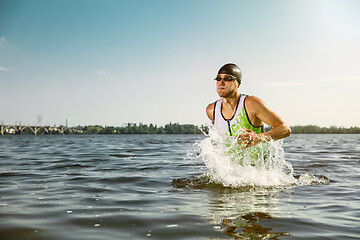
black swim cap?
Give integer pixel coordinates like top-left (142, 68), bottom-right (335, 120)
top-left (218, 63), bottom-right (242, 84)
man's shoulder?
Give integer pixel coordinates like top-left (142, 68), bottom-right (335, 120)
top-left (244, 95), bottom-right (263, 105)
top-left (206, 101), bottom-right (216, 111)
top-left (206, 102), bottom-right (216, 122)
top-left (244, 95), bottom-right (267, 112)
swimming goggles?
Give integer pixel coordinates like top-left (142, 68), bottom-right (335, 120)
top-left (214, 76), bottom-right (237, 82)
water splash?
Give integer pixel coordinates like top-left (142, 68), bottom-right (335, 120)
top-left (193, 126), bottom-right (329, 188)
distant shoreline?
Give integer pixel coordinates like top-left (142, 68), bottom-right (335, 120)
top-left (1, 123), bottom-right (360, 135)
top-left (288, 125), bottom-right (360, 134)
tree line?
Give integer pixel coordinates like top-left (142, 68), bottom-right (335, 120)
top-left (82, 123), bottom-right (207, 134)
top-left (289, 125), bottom-right (360, 134)
top-left (3, 123), bottom-right (360, 135)
top-left (82, 124), bottom-right (360, 134)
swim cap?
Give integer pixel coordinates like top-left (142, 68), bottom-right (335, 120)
top-left (218, 63), bottom-right (242, 84)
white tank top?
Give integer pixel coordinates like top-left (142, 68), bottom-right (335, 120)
top-left (214, 95), bottom-right (246, 137)
top-left (213, 94), bottom-right (263, 137)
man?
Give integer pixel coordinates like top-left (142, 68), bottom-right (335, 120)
top-left (206, 63), bottom-right (291, 150)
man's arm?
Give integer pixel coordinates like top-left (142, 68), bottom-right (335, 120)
top-left (237, 96), bottom-right (291, 149)
top-left (206, 103), bottom-right (215, 124)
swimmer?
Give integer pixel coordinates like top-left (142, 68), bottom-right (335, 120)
top-left (206, 63), bottom-right (291, 149)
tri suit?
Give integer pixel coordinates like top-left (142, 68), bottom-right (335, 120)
top-left (213, 94), bottom-right (264, 137)
top-left (212, 94), bottom-right (269, 166)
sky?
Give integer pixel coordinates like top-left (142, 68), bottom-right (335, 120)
top-left (0, 0), bottom-right (359, 127)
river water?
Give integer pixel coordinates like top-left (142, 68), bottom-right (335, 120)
top-left (0, 134), bottom-right (359, 239)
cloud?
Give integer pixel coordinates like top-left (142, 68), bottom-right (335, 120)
top-left (261, 81), bottom-right (306, 87)
top-left (0, 66), bottom-right (12, 71)
top-left (0, 36), bottom-right (5, 42)
top-left (97, 70), bottom-right (107, 75)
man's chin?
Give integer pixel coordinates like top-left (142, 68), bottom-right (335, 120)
top-left (217, 92), bottom-right (228, 98)
top-left (217, 91), bottom-right (225, 97)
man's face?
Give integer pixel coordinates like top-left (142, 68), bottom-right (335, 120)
top-left (216, 74), bottom-right (239, 97)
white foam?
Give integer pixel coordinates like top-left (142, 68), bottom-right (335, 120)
top-left (198, 127), bottom-right (296, 188)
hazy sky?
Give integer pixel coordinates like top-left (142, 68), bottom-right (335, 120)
top-left (1, 0), bottom-right (359, 127)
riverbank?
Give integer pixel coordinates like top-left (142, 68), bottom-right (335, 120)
top-left (1, 123), bottom-right (360, 135)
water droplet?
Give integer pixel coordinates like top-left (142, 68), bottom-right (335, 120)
top-left (213, 226), bottom-right (222, 231)
top-left (166, 224), bottom-right (178, 228)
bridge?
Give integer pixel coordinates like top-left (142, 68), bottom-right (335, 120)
top-left (0, 125), bottom-right (83, 135)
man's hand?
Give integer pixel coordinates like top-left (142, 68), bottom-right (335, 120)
top-left (236, 128), bottom-right (265, 150)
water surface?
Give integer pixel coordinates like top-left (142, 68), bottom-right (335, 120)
top-left (0, 134), bottom-right (359, 239)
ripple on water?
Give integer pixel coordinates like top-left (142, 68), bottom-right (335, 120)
top-left (0, 134), bottom-right (359, 240)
